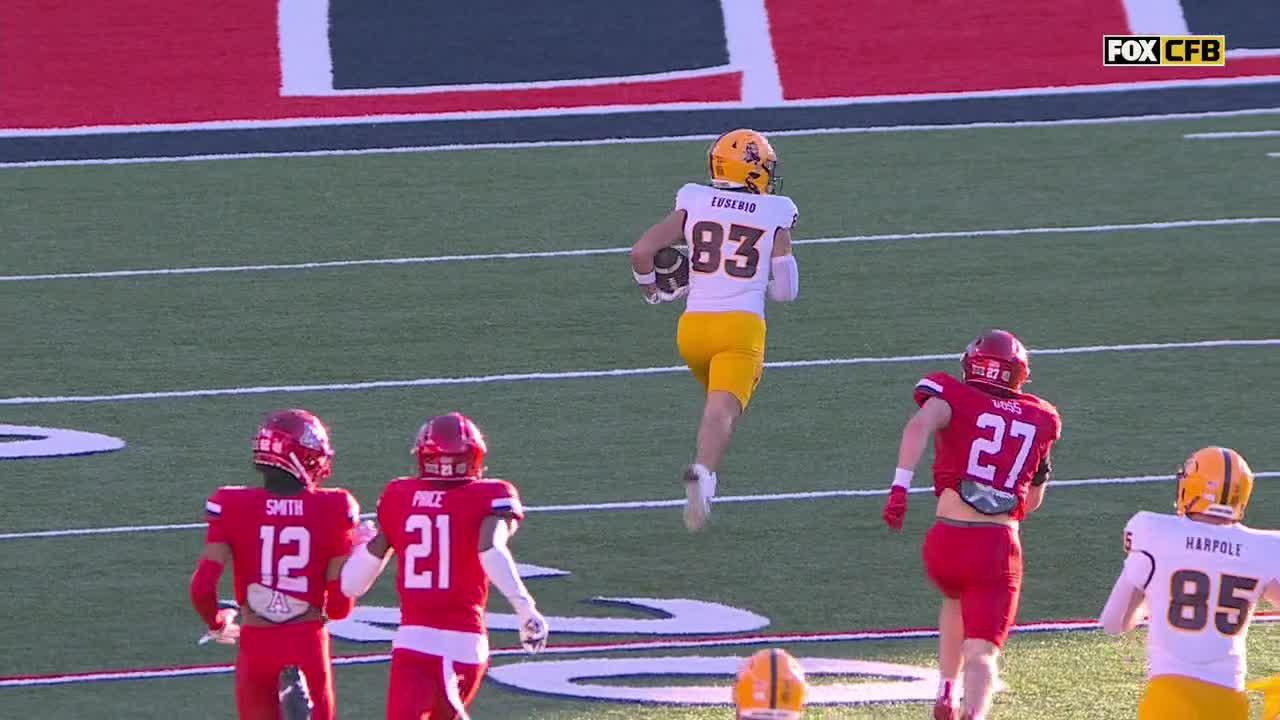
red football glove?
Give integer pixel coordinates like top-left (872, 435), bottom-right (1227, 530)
top-left (882, 486), bottom-right (908, 531)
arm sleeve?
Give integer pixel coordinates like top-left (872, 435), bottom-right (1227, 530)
top-left (492, 483), bottom-right (525, 521)
top-left (913, 373), bottom-right (950, 408)
top-left (325, 579), bottom-right (356, 619)
top-left (1121, 550), bottom-right (1156, 590)
top-left (334, 492), bottom-right (360, 558)
top-left (190, 557), bottom-right (225, 630)
top-left (766, 255), bottom-right (799, 302)
top-left (784, 198), bottom-right (798, 229)
top-left (1099, 572), bottom-right (1145, 636)
top-left (204, 491), bottom-right (227, 543)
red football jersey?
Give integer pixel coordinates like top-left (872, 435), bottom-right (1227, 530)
top-left (205, 486), bottom-right (359, 609)
top-left (377, 477), bottom-right (524, 634)
top-left (914, 372), bottom-right (1062, 519)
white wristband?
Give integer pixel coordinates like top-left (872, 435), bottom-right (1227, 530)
top-left (892, 468), bottom-right (914, 490)
top-left (633, 269), bottom-right (656, 285)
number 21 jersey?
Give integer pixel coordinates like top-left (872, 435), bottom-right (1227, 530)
top-left (377, 476), bottom-right (524, 634)
top-left (1123, 511), bottom-right (1280, 690)
top-left (675, 183), bottom-right (798, 317)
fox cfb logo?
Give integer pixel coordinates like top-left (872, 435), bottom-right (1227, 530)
top-left (1104, 35), bottom-right (1226, 66)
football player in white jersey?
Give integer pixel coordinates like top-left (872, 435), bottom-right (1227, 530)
top-left (629, 128), bottom-right (799, 531)
top-left (1099, 446), bottom-right (1280, 719)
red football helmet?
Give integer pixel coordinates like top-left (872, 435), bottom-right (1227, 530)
top-left (962, 329), bottom-right (1030, 393)
top-left (252, 409), bottom-right (334, 486)
top-left (415, 412), bottom-right (487, 481)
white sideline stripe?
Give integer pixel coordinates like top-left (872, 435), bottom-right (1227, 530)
top-left (1120, 0), bottom-right (1189, 34)
top-left (722, 0), bottom-right (783, 106)
top-left (10, 616), bottom-right (1280, 688)
top-left (1184, 129), bottom-right (1280, 139)
top-left (3, 216), bottom-right (1277, 282)
top-left (1, 338), bottom-right (1276, 408)
top-left (1269, 152), bottom-right (1280, 158)
top-left (3, 471), bottom-right (1277, 542)
top-left (302, 66), bottom-right (737, 97)
top-left (8, 108), bottom-right (1280, 172)
top-left (7, 108), bottom-right (1280, 169)
top-left (277, 0), bottom-right (333, 95)
top-left (1231, 49), bottom-right (1280, 59)
top-left (2, 77), bottom-right (1278, 138)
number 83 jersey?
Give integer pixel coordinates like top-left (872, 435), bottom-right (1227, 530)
top-left (1123, 511), bottom-right (1280, 690)
top-left (676, 183), bottom-right (798, 317)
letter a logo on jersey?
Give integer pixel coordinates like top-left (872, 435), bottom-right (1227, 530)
top-left (267, 591), bottom-right (292, 615)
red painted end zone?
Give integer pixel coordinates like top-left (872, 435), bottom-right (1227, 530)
top-left (0, 0), bottom-right (739, 130)
top-left (767, 0), bottom-right (1280, 98)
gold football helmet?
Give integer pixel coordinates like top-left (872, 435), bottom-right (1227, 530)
top-left (708, 129), bottom-right (781, 195)
top-left (1176, 446), bottom-right (1254, 521)
top-left (734, 649), bottom-right (806, 719)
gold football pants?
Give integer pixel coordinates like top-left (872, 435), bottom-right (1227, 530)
top-left (1137, 675), bottom-right (1247, 720)
top-left (676, 311), bottom-right (767, 410)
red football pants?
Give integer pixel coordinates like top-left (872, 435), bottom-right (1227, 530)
top-left (387, 648), bottom-right (487, 720)
top-left (236, 622), bottom-right (334, 720)
top-left (922, 521), bottom-right (1023, 648)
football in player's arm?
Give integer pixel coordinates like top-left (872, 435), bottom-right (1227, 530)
top-left (880, 329), bottom-right (1061, 720)
top-left (189, 409), bottom-right (360, 720)
top-left (628, 128), bottom-right (799, 532)
top-left (340, 412), bottom-right (547, 720)
top-left (1099, 447), bottom-right (1280, 720)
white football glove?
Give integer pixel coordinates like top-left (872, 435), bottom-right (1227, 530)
top-left (516, 604), bottom-right (549, 654)
top-left (199, 608), bottom-right (241, 646)
top-left (641, 284), bottom-right (688, 304)
top-left (353, 520), bottom-right (378, 547)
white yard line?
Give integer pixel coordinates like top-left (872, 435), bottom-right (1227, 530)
top-left (0, 338), bottom-right (1274, 408)
top-left (721, 0), bottom-right (784, 106)
top-left (1184, 129), bottom-right (1280, 139)
top-left (1119, 0), bottom-right (1189, 34)
top-left (2, 216), bottom-right (1276, 283)
top-left (2, 471), bottom-right (1276, 542)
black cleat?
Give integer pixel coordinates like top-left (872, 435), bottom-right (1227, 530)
top-left (278, 665), bottom-right (313, 720)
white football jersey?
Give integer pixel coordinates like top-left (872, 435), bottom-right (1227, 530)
top-left (1122, 511), bottom-right (1280, 690)
top-left (674, 183), bottom-right (798, 316)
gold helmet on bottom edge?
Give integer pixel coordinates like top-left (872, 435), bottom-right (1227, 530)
top-left (708, 129), bottom-right (781, 195)
top-left (734, 648), bottom-right (807, 719)
top-left (1176, 446), bottom-right (1254, 521)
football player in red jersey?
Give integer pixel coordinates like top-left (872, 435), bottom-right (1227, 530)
top-left (880, 330), bottom-right (1062, 720)
top-left (189, 409), bottom-right (361, 720)
top-left (340, 412), bottom-right (549, 720)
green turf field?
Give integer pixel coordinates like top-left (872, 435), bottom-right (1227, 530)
top-left (2, 112), bottom-right (1279, 718)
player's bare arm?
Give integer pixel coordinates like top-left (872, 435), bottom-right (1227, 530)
top-left (478, 512), bottom-right (548, 653)
top-left (767, 227), bottom-right (799, 303)
top-left (881, 397), bottom-right (951, 531)
top-left (630, 210), bottom-right (685, 303)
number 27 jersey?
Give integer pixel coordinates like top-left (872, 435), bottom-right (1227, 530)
top-left (1123, 511), bottom-right (1280, 690)
top-left (675, 183), bottom-right (798, 317)
top-left (914, 372), bottom-right (1061, 519)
